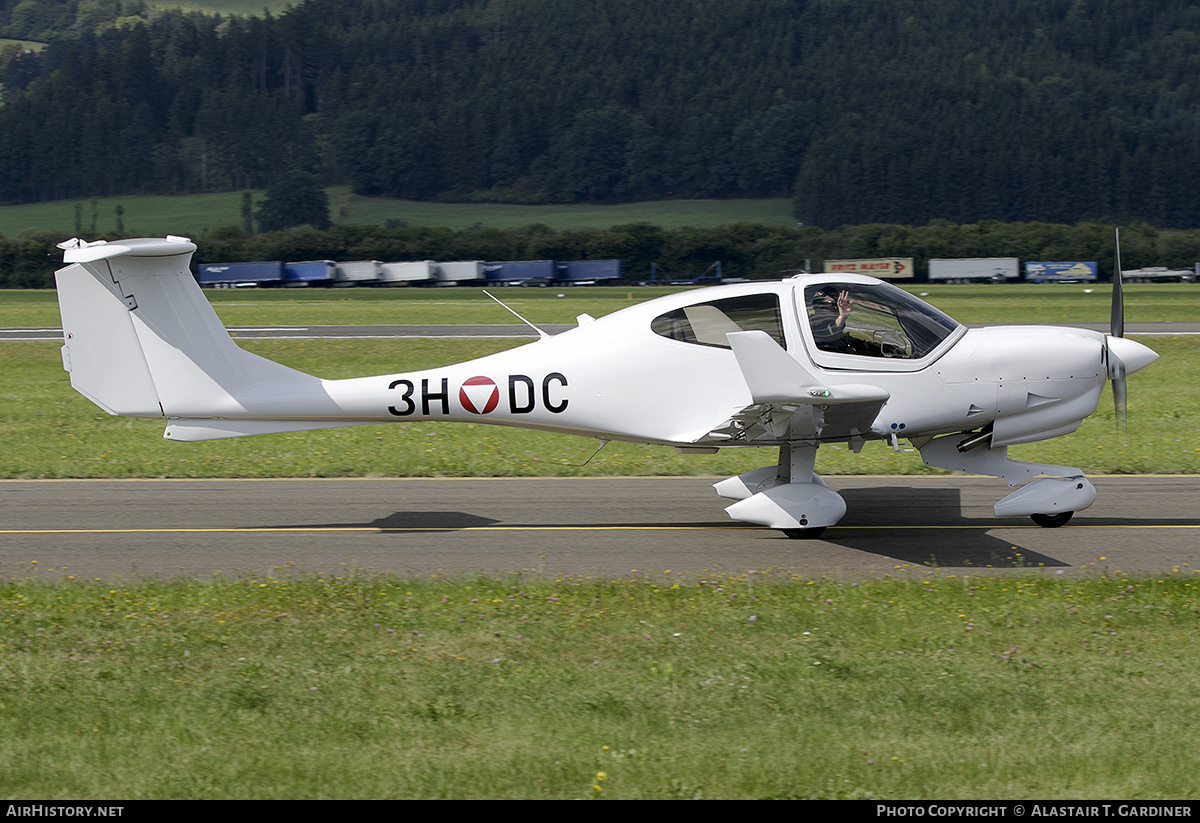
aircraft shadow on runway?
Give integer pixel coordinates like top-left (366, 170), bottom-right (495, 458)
top-left (827, 487), bottom-right (1200, 568)
top-left (262, 487), bottom-right (1090, 569)
top-left (811, 487), bottom-right (1068, 568)
top-left (315, 511), bottom-right (504, 531)
top-left (259, 484), bottom-right (1200, 570)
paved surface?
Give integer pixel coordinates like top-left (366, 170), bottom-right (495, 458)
top-left (3, 476), bottom-right (1197, 581)
top-left (1, 324), bottom-right (572, 341)
top-left (5, 320), bottom-right (1195, 582)
top-left (3, 322), bottom-right (1197, 341)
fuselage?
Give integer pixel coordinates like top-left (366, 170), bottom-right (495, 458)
top-left (180, 275), bottom-right (1146, 450)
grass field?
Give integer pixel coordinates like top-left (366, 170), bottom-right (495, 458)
top-left (146, 0), bottom-right (297, 14)
top-left (3, 572), bottom-right (1199, 799)
top-left (9, 2), bottom-right (1196, 802)
top-left (2, 283), bottom-right (1197, 479)
top-left (1, 332), bottom-right (1195, 479)
top-left (4, 281), bottom-right (1198, 328)
top-left (3, 281), bottom-right (1199, 799)
top-left (0, 38), bottom-right (46, 50)
top-left (0, 187), bottom-right (794, 238)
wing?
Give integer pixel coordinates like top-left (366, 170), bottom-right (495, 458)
top-left (692, 330), bottom-right (889, 445)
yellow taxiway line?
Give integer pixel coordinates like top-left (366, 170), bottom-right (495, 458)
top-left (4, 524), bottom-right (1198, 535)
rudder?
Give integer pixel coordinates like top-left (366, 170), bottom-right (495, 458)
top-left (55, 236), bottom-right (317, 422)
top-left (55, 238), bottom-right (185, 417)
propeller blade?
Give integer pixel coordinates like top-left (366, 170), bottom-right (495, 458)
top-left (1106, 336), bottom-right (1158, 445)
top-left (1111, 356), bottom-right (1127, 443)
top-left (1111, 227), bottom-right (1124, 338)
top-left (1109, 226), bottom-right (1127, 440)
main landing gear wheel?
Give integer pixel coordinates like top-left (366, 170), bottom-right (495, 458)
top-left (1030, 511), bottom-right (1073, 528)
top-left (782, 527), bottom-right (827, 540)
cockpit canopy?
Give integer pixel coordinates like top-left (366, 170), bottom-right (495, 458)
top-left (649, 293), bottom-right (784, 349)
top-left (803, 281), bottom-right (960, 361)
top-left (647, 279), bottom-right (963, 371)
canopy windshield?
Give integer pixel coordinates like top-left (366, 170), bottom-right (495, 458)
top-left (804, 282), bottom-right (960, 360)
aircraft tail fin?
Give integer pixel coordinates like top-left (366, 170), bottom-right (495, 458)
top-left (55, 237), bottom-right (319, 425)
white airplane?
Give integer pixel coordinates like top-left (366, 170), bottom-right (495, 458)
top-left (53, 235), bottom-right (1158, 538)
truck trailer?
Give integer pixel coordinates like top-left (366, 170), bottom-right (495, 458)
top-left (928, 258), bottom-right (1019, 283)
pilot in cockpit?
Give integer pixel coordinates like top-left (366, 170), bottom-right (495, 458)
top-left (810, 285), bottom-right (860, 353)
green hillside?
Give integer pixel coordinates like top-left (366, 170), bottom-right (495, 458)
top-left (0, 188), bottom-right (794, 238)
top-left (145, 0), bottom-right (296, 13)
top-left (4, 1), bottom-right (1200, 228)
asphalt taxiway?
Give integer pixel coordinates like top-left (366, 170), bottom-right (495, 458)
top-left (3, 476), bottom-right (1197, 581)
top-left (5, 322), bottom-right (1196, 581)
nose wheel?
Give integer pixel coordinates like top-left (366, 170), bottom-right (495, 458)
top-left (782, 527), bottom-right (827, 539)
top-left (1030, 511), bottom-right (1073, 528)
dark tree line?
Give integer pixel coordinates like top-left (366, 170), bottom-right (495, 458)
top-left (3, 0), bottom-right (1200, 228)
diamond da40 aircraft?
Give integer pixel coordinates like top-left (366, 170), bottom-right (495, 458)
top-left (53, 235), bottom-right (1157, 538)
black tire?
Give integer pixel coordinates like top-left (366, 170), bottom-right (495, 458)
top-left (782, 527), bottom-right (827, 539)
top-left (1030, 511), bottom-right (1073, 528)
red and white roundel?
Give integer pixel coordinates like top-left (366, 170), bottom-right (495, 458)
top-left (458, 376), bottom-right (500, 414)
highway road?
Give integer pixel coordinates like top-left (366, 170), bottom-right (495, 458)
top-left (3, 476), bottom-right (1198, 581)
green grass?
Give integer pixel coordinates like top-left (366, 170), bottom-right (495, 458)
top-left (4, 281), bottom-right (1198, 329)
top-left (1, 335), bottom-right (1195, 479)
top-left (332, 191), bottom-right (795, 230)
top-left (10, 286), bottom-right (695, 328)
top-left (910, 282), bottom-right (1200, 326)
top-left (1, 191), bottom-right (266, 240)
top-left (2, 284), bottom-right (1195, 479)
top-left (2, 572), bottom-right (1199, 798)
top-left (207, 285), bottom-right (696, 327)
top-left (145, 0), bottom-right (297, 14)
top-left (0, 337), bottom-right (769, 479)
top-left (0, 38), bottom-right (46, 50)
top-left (0, 187), bottom-right (794, 238)
top-left (3, 261), bottom-right (1197, 799)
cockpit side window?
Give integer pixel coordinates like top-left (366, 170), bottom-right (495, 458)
top-left (651, 293), bottom-right (784, 349)
top-left (805, 282), bottom-right (959, 359)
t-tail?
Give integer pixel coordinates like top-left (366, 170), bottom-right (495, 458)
top-left (56, 237), bottom-right (376, 441)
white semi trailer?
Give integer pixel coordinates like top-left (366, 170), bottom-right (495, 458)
top-left (928, 258), bottom-right (1019, 283)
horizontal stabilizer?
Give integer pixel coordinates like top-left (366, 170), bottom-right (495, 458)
top-left (164, 419), bottom-right (368, 442)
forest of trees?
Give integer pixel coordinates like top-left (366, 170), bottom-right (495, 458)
top-left (3, 0), bottom-right (1200, 230)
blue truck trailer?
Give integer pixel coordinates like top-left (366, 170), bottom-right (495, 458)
top-left (1025, 262), bottom-right (1098, 282)
top-left (555, 260), bottom-right (624, 283)
top-left (283, 260), bottom-right (336, 285)
top-left (197, 261), bottom-right (284, 287)
top-left (483, 260), bottom-right (556, 284)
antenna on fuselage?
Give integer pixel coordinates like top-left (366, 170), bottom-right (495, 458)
top-left (483, 290), bottom-right (550, 340)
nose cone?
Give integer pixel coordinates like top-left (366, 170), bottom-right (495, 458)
top-left (1108, 336), bottom-right (1159, 376)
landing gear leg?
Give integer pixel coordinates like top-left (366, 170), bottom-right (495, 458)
top-left (917, 435), bottom-right (1095, 525)
top-left (721, 443), bottom-right (846, 536)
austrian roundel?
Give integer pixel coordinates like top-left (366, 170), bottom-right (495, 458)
top-left (458, 376), bottom-right (500, 414)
